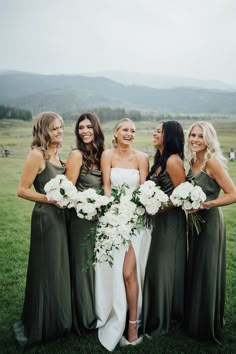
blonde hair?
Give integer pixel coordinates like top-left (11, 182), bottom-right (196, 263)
top-left (185, 121), bottom-right (227, 169)
top-left (112, 118), bottom-right (135, 148)
top-left (31, 112), bottom-right (64, 159)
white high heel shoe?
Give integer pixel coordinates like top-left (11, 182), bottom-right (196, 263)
top-left (119, 320), bottom-right (143, 347)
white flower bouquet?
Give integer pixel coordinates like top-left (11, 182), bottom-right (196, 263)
top-left (44, 174), bottom-right (78, 208)
top-left (170, 181), bottom-right (206, 235)
top-left (93, 184), bottom-right (147, 267)
top-left (132, 180), bottom-right (169, 216)
top-left (74, 188), bottom-right (111, 220)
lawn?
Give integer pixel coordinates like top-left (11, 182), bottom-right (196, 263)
top-left (0, 118), bottom-right (236, 353)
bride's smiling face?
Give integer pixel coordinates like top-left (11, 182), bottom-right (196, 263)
top-left (115, 121), bottom-right (136, 146)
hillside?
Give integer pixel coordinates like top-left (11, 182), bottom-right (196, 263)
top-left (0, 71), bottom-right (236, 114)
top-left (84, 70), bottom-right (236, 91)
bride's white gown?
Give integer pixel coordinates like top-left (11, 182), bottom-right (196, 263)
top-left (95, 168), bottom-right (151, 351)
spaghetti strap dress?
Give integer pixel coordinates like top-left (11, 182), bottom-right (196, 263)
top-left (67, 165), bottom-right (102, 334)
top-left (142, 170), bottom-right (187, 336)
top-left (13, 161), bottom-right (72, 346)
top-left (185, 170), bottom-right (226, 344)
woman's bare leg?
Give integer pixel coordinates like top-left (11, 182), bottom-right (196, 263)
top-left (123, 245), bottom-right (138, 342)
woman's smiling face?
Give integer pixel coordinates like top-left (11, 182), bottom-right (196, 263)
top-left (188, 125), bottom-right (207, 154)
top-left (78, 118), bottom-right (94, 145)
top-left (153, 123), bottom-right (163, 150)
top-left (115, 121), bottom-right (136, 146)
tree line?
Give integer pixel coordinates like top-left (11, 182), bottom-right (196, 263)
top-left (62, 107), bottom-right (211, 123)
top-left (0, 104), bottom-right (222, 123)
top-left (0, 105), bottom-right (32, 121)
top-left (63, 107), bottom-right (177, 122)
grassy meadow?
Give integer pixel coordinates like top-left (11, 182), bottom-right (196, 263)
top-left (0, 118), bottom-right (236, 353)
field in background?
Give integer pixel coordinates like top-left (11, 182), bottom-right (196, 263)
top-left (0, 118), bottom-right (236, 353)
top-left (1, 116), bottom-right (236, 159)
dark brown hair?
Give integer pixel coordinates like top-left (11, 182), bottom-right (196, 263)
top-left (75, 112), bottom-right (104, 169)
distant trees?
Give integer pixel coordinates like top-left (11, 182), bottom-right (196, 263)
top-left (62, 107), bottom-right (157, 122)
top-left (0, 105), bottom-right (32, 121)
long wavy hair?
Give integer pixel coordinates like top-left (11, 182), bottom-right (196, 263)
top-left (147, 120), bottom-right (185, 179)
top-left (112, 118), bottom-right (135, 148)
top-left (31, 111), bottom-right (64, 159)
top-left (75, 112), bottom-right (104, 169)
top-left (185, 121), bottom-right (227, 169)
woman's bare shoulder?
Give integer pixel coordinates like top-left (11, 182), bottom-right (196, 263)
top-left (167, 154), bottom-right (183, 166)
top-left (24, 148), bottom-right (45, 172)
top-left (134, 149), bottom-right (149, 161)
top-left (102, 148), bottom-right (114, 158)
top-left (29, 148), bottom-right (45, 160)
top-left (68, 148), bottom-right (83, 159)
top-left (205, 156), bottom-right (226, 174)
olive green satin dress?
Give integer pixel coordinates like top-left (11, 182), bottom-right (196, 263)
top-left (14, 161), bottom-right (72, 346)
top-left (142, 171), bottom-right (187, 336)
top-left (67, 166), bottom-right (102, 334)
top-left (185, 170), bottom-right (226, 344)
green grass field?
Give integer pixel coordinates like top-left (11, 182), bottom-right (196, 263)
top-left (0, 119), bottom-right (236, 353)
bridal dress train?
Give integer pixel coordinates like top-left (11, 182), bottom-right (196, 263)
top-left (95, 168), bottom-right (151, 352)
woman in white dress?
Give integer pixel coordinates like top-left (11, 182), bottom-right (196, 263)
top-left (95, 118), bottom-right (151, 351)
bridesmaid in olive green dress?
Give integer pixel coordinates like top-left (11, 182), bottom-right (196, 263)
top-left (13, 112), bottom-right (72, 347)
top-left (66, 112), bottom-right (104, 334)
top-left (185, 121), bottom-right (236, 344)
top-left (142, 121), bottom-right (187, 336)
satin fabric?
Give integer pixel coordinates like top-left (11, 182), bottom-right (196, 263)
top-left (142, 171), bottom-right (187, 336)
top-left (95, 168), bottom-right (151, 351)
top-left (14, 161), bottom-right (72, 346)
top-left (185, 170), bottom-right (226, 344)
top-left (67, 165), bottom-right (102, 334)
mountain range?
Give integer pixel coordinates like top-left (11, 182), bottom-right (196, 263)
top-left (84, 71), bottom-right (236, 91)
top-left (0, 70), bottom-right (236, 115)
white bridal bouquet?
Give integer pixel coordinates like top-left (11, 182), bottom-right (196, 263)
top-left (73, 188), bottom-right (111, 220)
top-left (44, 174), bottom-right (78, 208)
top-left (170, 181), bottom-right (207, 235)
top-left (93, 182), bottom-right (169, 267)
top-left (93, 184), bottom-right (147, 267)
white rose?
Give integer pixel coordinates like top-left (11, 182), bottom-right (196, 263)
top-left (191, 200), bottom-right (201, 209)
top-left (170, 195), bottom-right (183, 207)
top-left (82, 203), bottom-right (96, 214)
top-left (52, 190), bottom-right (64, 202)
top-left (155, 189), bottom-right (169, 203)
top-left (183, 200), bottom-right (192, 210)
top-left (139, 194), bottom-right (150, 206)
top-left (139, 180), bottom-right (156, 198)
top-left (146, 204), bottom-right (160, 215)
top-left (136, 206), bottom-right (145, 215)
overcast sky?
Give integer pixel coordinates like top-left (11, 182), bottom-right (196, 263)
top-left (0, 0), bottom-right (235, 85)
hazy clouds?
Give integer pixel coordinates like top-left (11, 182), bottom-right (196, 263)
top-left (0, 0), bottom-right (235, 84)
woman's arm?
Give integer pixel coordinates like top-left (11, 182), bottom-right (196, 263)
top-left (137, 152), bottom-right (149, 184)
top-left (166, 154), bottom-right (186, 187)
top-left (155, 155), bottom-right (186, 212)
top-left (203, 157), bottom-right (236, 208)
top-left (17, 149), bottom-right (53, 204)
top-left (66, 149), bottom-right (83, 185)
top-left (101, 150), bottom-right (113, 196)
